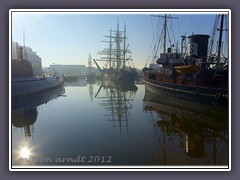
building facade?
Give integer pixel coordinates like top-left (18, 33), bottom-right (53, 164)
top-left (11, 41), bottom-right (43, 76)
top-left (46, 64), bottom-right (87, 76)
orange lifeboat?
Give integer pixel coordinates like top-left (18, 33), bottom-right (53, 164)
top-left (174, 65), bottom-right (200, 74)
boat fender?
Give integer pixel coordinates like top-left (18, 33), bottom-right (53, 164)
top-left (215, 93), bottom-right (222, 100)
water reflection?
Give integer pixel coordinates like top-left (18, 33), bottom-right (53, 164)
top-left (12, 86), bottom-right (65, 164)
top-left (95, 80), bottom-right (138, 135)
top-left (63, 77), bottom-right (87, 87)
top-left (11, 79), bottom-right (229, 167)
top-left (64, 77), bottom-right (100, 102)
top-left (143, 88), bottom-right (229, 165)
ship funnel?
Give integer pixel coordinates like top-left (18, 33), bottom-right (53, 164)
top-left (187, 34), bottom-right (210, 62)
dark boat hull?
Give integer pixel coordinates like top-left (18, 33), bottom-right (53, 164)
top-left (12, 85), bottom-right (65, 114)
top-left (143, 77), bottom-right (228, 106)
top-left (101, 69), bottom-right (137, 84)
top-left (12, 76), bottom-right (64, 98)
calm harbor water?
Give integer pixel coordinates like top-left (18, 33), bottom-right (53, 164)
top-left (11, 78), bottom-right (229, 167)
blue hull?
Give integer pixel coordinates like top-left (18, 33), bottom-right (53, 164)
top-left (143, 78), bottom-right (228, 106)
top-left (12, 76), bottom-right (64, 98)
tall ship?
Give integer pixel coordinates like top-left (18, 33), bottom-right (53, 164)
top-left (93, 22), bottom-right (137, 84)
top-left (12, 44), bottom-right (64, 98)
top-left (143, 14), bottom-right (229, 106)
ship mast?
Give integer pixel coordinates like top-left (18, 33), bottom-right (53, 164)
top-left (123, 23), bottom-right (126, 67)
top-left (152, 14), bottom-right (178, 54)
top-left (109, 28), bottom-right (112, 69)
top-left (208, 15), bottom-right (220, 61)
top-left (23, 28), bottom-right (27, 60)
top-left (95, 21), bottom-right (134, 71)
top-left (216, 14), bottom-right (224, 71)
top-left (164, 14), bottom-right (167, 54)
top-left (116, 20), bottom-right (121, 70)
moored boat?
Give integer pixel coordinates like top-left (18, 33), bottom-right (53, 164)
top-left (143, 14), bottom-right (229, 106)
top-left (12, 76), bottom-right (64, 98)
top-left (11, 45), bottom-right (64, 98)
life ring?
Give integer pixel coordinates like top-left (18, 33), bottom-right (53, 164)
top-left (215, 93), bottom-right (222, 100)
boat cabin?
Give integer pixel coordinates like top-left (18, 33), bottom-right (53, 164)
top-left (156, 52), bottom-right (184, 66)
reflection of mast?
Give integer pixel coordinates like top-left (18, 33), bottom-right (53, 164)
top-left (156, 119), bottom-right (170, 165)
top-left (143, 88), bottom-right (229, 165)
top-left (161, 121), bottom-right (167, 165)
top-left (88, 84), bottom-right (94, 102)
top-left (96, 81), bottom-right (137, 135)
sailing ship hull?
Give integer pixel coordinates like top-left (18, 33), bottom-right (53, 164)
top-left (12, 76), bottom-right (64, 98)
top-left (101, 69), bottom-right (137, 84)
top-left (143, 77), bottom-right (228, 106)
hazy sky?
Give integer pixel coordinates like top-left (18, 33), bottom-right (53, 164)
top-left (10, 10), bottom-right (229, 69)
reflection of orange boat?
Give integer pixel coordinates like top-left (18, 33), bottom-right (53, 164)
top-left (174, 65), bottom-right (200, 74)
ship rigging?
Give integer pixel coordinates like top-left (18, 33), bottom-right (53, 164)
top-left (93, 21), bottom-right (137, 84)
